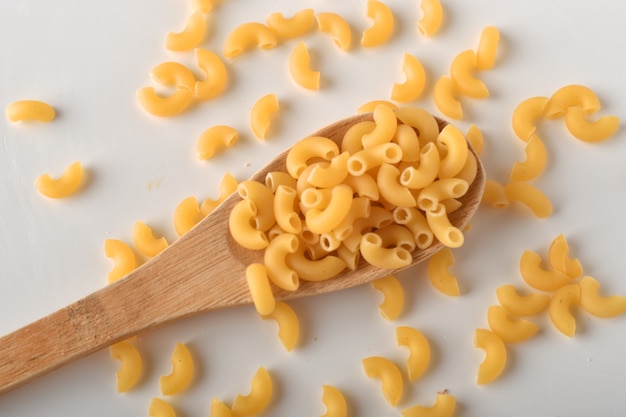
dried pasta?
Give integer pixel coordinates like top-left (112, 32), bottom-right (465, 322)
top-left (34, 161), bottom-right (83, 199)
top-left (132, 221), bottom-right (169, 257)
top-left (149, 398), bottom-right (177, 417)
top-left (194, 48), bottom-right (228, 100)
top-left (402, 393), bottom-right (456, 417)
top-left (475, 26), bottom-right (500, 70)
top-left (261, 301), bottom-right (299, 351)
top-left (481, 179), bottom-right (510, 208)
top-left (495, 285), bottom-right (549, 316)
top-left (250, 93), bottom-right (279, 140)
top-left (160, 342), bottom-right (194, 395)
top-left (505, 181), bottom-right (552, 218)
top-left (321, 385), bottom-right (347, 417)
top-left (210, 398), bottom-right (233, 417)
top-left (579, 276), bottom-right (626, 318)
top-left (289, 42), bottom-right (320, 90)
top-left (173, 197), bottom-right (202, 236)
top-left (196, 125), bottom-right (238, 160)
top-left (361, 0), bottom-right (394, 47)
top-left (544, 84), bottom-right (601, 119)
top-left (509, 134), bottom-right (547, 181)
top-left (417, 0), bottom-right (444, 37)
top-left (487, 305), bottom-right (539, 343)
top-left (232, 367), bottom-right (273, 416)
top-left (104, 239), bottom-right (137, 284)
top-left (563, 107), bottom-right (620, 143)
top-left (224, 22), bottom-right (278, 58)
top-left (433, 76), bottom-right (462, 119)
top-left (267, 9), bottom-right (315, 39)
top-left (109, 340), bottom-right (143, 393)
top-left (474, 328), bottom-right (507, 384)
top-left (6, 100), bottom-right (56, 123)
top-left (372, 275), bottom-right (405, 320)
top-left (396, 326), bottom-right (430, 382)
top-left (547, 234), bottom-right (582, 279)
top-left (201, 172), bottom-right (238, 215)
top-left (519, 250), bottom-right (571, 292)
top-left (166, 9), bottom-right (206, 52)
top-left (450, 49), bottom-right (489, 99)
top-left (511, 96), bottom-right (548, 142)
top-left (427, 248), bottom-right (460, 296)
top-left (362, 356), bottom-right (403, 407)
top-left (137, 62), bottom-right (195, 117)
top-left (548, 284), bottom-right (581, 337)
top-left (391, 53), bottom-right (426, 102)
top-left (316, 12), bottom-right (352, 51)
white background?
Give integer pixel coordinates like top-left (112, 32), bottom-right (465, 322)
top-left (1, 0), bottom-right (625, 416)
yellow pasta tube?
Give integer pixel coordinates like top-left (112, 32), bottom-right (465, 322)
top-left (264, 233), bottom-right (299, 291)
top-left (224, 22), bottom-right (278, 58)
top-left (362, 356), bottom-right (403, 407)
top-left (487, 305), bottom-right (539, 343)
top-left (34, 161), bottom-right (83, 199)
top-left (149, 398), bottom-right (177, 417)
top-left (466, 124), bottom-right (484, 155)
top-left (377, 164), bottom-right (416, 208)
top-left (160, 342), bottom-right (194, 395)
top-left (433, 76), bottom-right (462, 119)
top-left (474, 328), bottom-right (507, 384)
top-left (417, 178), bottom-right (469, 212)
top-left (173, 196), bottom-right (203, 236)
top-left (104, 239), bottom-right (137, 284)
top-left (286, 242), bottom-right (346, 282)
top-left (372, 275), bottom-right (405, 321)
top-left (360, 232), bottom-right (412, 269)
top-left (495, 285), bottom-right (549, 316)
top-left (210, 398), bottom-right (233, 417)
top-left (166, 9), bottom-right (206, 52)
top-left (396, 326), bottom-right (430, 382)
top-left (450, 49), bottom-right (489, 99)
top-left (402, 393), bottom-right (456, 417)
top-left (511, 96), bottom-right (548, 142)
top-left (427, 247), bottom-right (460, 296)
top-left (321, 385), bottom-right (347, 417)
top-left (228, 199), bottom-right (269, 250)
top-left (425, 204), bottom-right (464, 248)
top-left (579, 276), bottom-right (626, 318)
top-left (194, 48), bottom-right (228, 100)
top-left (232, 367), bottom-right (273, 416)
top-left (6, 100), bottom-right (56, 123)
top-left (417, 0), bottom-right (443, 37)
top-left (361, 0), bottom-right (394, 47)
top-left (196, 125), bottom-right (238, 160)
top-left (132, 221), bottom-right (168, 257)
top-left (394, 124), bottom-right (421, 161)
top-left (347, 143), bottom-right (402, 176)
top-left (519, 250), bottom-right (571, 292)
top-left (481, 180), bottom-right (510, 208)
top-left (136, 87), bottom-right (193, 117)
top-left (246, 263), bottom-right (275, 316)
top-left (391, 53), bottom-right (427, 102)
top-left (201, 172), bottom-right (238, 215)
top-left (273, 185), bottom-right (301, 234)
top-left (359, 100), bottom-right (398, 114)
top-left (342, 173), bottom-right (379, 201)
top-left (505, 181), bottom-right (552, 218)
top-left (267, 9), bottom-right (315, 39)
top-left (476, 26), bottom-right (500, 70)
top-left (362, 104), bottom-right (398, 148)
top-left (305, 185), bottom-right (353, 234)
top-left (394, 106), bottom-right (440, 145)
top-left (548, 284), bottom-right (581, 337)
top-left (510, 134), bottom-right (547, 181)
top-left (109, 340), bottom-right (142, 393)
top-left (250, 93), bottom-right (279, 140)
top-left (393, 207), bottom-right (434, 249)
top-left (563, 107), bottom-right (620, 143)
top-left (238, 180), bottom-right (275, 231)
top-left (265, 171), bottom-right (297, 193)
top-left (316, 12), bottom-right (352, 51)
top-left (261, 301), bottom-right (299, 351)
top-left (289, 42), bottom-right (320, 90)
top-left (399, 142), bottom-right (440, 189)
top-left (307, 152), bottom-right (350, 189)
top-left (287, 136), bottom-right (339, 178)
top-left (544, 84), bottom-right (601, 119)
top-left (437, 124), bottom-right (469, 179)
top-left (548, 234), bottom-right (582, 279)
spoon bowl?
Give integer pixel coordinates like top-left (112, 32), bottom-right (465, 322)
top-left (0, 111), bottom-right (485, 395)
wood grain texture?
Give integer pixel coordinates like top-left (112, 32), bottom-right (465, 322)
top-left (0, 112), bottom-right (485, 395)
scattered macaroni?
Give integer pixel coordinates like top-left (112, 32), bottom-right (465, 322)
top-left (201, 172), bottom-right (238, 215)
top-left (396, 326), bottom-right (430, 382)
top-left (481, 180), bottom-right (510, 208)
top-left (316, 12), bottom-right (352, 51)
top-left (224, 22), bottom-right (278, 58)
top-left (250, 93), bottom-right (279, 139)
top-left (362, 356), bottom-right (403, 407)
top-left (267, 9), bottom-right (315, 39)
top-left (372, 275), bottom-right (405, 321)
top-left (402, 393), bottom-right (456, 417)
top-left (487, 305), bottom-right (539, 343)
top-left (166, 9), bottom-right (206, 52)
top-left (563, 106), bottom-right (620, 143)
top-left (519, 250), bottom-right (571, 292)
top-left (391, 53), bottom-right (427, 102)
top-left (34, 161), bottom-right (84, 199)
top-left (261, 301), bottom-right (299, 351)
top-left (160, 342), bottom-right (194, 395)
top-left (433, 76), bottom-right (463, 119)
top-left (427, 248), bottom-right (460, 296)
top-left (194, 48), bottom-right (228, 100)
top-left (104, 239), bottom-right (137, 284)
top-left (509, 134), bottom-right (547, 181)
top-left (450, 49), bottom-right (489, 99)
top-left (548, 284), bottom-right (581, 337)
top-left (232, 366), bottom-right (273, 416)
top-left (109, 340), bottom-right (143, 393)
top-left (361, 0), bottom-right (394, 47)
top-left (495, 285), bottom-right (549, 316)
top-left (137, 62), bottom-right (195, 117)
top-left (196, 125), bottom-right (239, 160)
top-left (149, 398), bottom-right (177, 417)
top-left (544, 84), bottom-right (601, 119)
top-left (210, 398), bottom-right (233, 417)
top-left (474, 328), bottom-right (507, 385)
top-left (132, 220), bottom-right (169, 257)
top-left (547, 234), bottom-right (582, 279)
top-left (511, 96), bottom-right (548, 142)
top-left (504, 181), bottom-right (553, 218)
top-left (466, 124), bottom-right (484, 155)
top-left (6, 100), bottom-right (56, 123)
top-left (475, 26), bottom-right (500, 71)
top-left (289, 42), bottom-right (321, 90)
top-left (173, 196), bottom-right (203, 236)
top-left (579, 276), bottom-right (626, 318)
top-left (321, 385), bottom-right (348, 417)
top-left (417, 0), bottom-right (444, 37)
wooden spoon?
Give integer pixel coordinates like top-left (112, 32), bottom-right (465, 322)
top-left (0, 112), bottom-right (485, 395)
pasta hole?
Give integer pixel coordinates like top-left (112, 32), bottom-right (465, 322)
top-left (384, 146), bottom-right (401, 162)
top-left (447, 229), bottom-right (464, 246)
top-left (400, 168), bottom-right (413, 186)
top-left (347, 158), bottom-right (366, 176)
top-left (300, 229), bottom-right (318, 245)
top-left (393, 207), bottom-right (410, 223)
top-left (287, 215), bottom-right (300, 230)
top-left (396, 248), bottom-right (411, 262)
top-left (363, 233), bottom-right (382, 246)
top-left (416, 233), bottom-right (433, 249)
top-left (237, 184), bottom-right (249, 199)
top-left (452, 182), bottom-right (469, 196)
top-left (301, 189), bottom-right (321, 208)
top-left (418, 196), bottom-right (436, 212)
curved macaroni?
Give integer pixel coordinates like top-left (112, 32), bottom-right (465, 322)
top-left (109, 340), bottom-right (142, 392)
top-left (362, 104), bottom-right (398, 148)
top-left (394, 124), bottom-right (421, 161)
top-left (579, 276), bottom-right (626, 318)
top-left (495, 284), bottom-right (549, 316)
top-left (402, 393), bottom-right (456, 417)
top-left (267, 9), bottom-right (315, 39)
top-left (246, 263), bottom-right (275, 315)
top-left (391, 53), bottom-right (426, 102)
top-left (396, 326), bottom-right (430, 382)
top-left (358, 100), bottom-right (398, 114)
top-left (361, 0), bottom-right (394, 47)
top-left (563, 107), bottom-right (620, 143)
top-left (196, 125), bottom-right (238, 160)
top-left (417, 178), bottom-right (469, 212)
top-left (308, 152), bottom-right (350, 189)
top-left (250, 93), bottom-right (279, 140)
top-left (273, 185), bottom-right (302, 234)
top-left (360, 232), bottom-right (412, 269)
top-left (149, 398), bottom-right (177, 417)
top-left (399, 142), bottom-right (440, 189)
top-left (433, 76), bottom-right (462, 119)
top-left (426, 248), bottom-right (460, 296)
top-left (104, 239), bottom-right (137, 284)
top-left (321, 385), bottom-right (347, 417)
top-left (466, 124), bottom-right (484, 155)
top-left (372, 275), bottom-right (405, 321)
top-left (548, 234), bottom-right (582, 279)
top-left (316, 12), bottom-right (352, 51)
top-left (160, 342), bottom-right (194, 395)
top-left (289, 42), bottom-right (320, 90)
top-left (450, 49), bottom-right (489, 99)
top-left (166, 9), bottom-right (206, 52)
top-left (266, 171), bottom-right (297, 193)
top-left (519, 250), bottom-right (571, 292)
top-left (417, 0), bottom-right (443, 37)
top-left (210, 398), bottom-right (233, 417)
top-left (394, 106), bottom-right (440, 144)
top-left (193, 0), bottom-right (220, 13)
top-left (377, 164), bottom-right (416, 208)
top-left (509, 134), bottom-right (547, 181)
top-left (487, 305), bottom-right (539, 343)
top-left (132, 221), bottom-right (169, 257)
top-left (362, 356), bottom-right (403, 407)
top-left (232, 366), bottom-right (273, 416)
top-left (264, 233), bottom-right (299, 291)
top-left (511, 96), bottom-right (548, 142)
top-left (173, 196), bottom-right (203, 236)
top-left (34, 161), bottom-right (83, 199)
top-left (6, 100), bottom-right (56, 123)
top-left (202, 172), bottom-right (238, 215)
top-left (481, 180), bottom-right (510, 208)
top-left (228, 199), bottom-right (269, 250)
top-left (238, 180), bottom-right (275, 231)
top-left (474, 328), bottom-right (507, 385)
top-left (476, 26), bottom-right (500, 70)
top-left (137, 62), bottom-right (195, 117)
top-left (287, 136), bottom-right (339, 178)
top-left (425, 204), bottom-right (464, 248)
top-left (286, 243), bottom-right (346, 282)
top-left (505, 181), bottom-right (552, 218)
top-left (305, 185), bottom-right (353, 234)
top-left (261, 301), bottom-right (299, 351)
top-left (544, 84), bottom-right (601, 119)
top-left (393, 207), bottom-right (433, 249)
top-left (194, 48), bottom-right (228, 100)
top-left (224, 22), bottom-right (278, 58)
top-left (347, 143), bottom-right (402, 176)
top-left (548, 284), bottom-right (581, 337)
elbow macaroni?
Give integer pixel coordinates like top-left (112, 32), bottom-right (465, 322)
top-left (321, 385), bottom-right (347, 417)
top-left (509, 134), bottom-right (547, 181)
top-left (372, 275), bottom-right (405, 321)
top-left (132, 220), bottom-right (169, 257)
top-left (547, 234), bottom-right (582, 279)
top-left (563, 106), bottom-right (620, 143)
top-left (316, 12), bottom-right (352, 51)
top-left (487, 305), bottom-right (539, 343)
top-left (450, 49), bottom-right (489, 99)
top-left (579, 276), bottom-right (626, 318)
top-left (224, 22), bottom-right (278, 58)
top-left (232, 366), bottom-right (273, 416)
top-left (505, 181), bottom-right (553, 218)
top-left (426, 247), bottom-right (460, 296)
top-left (417, 0), bottom-right (444, 37)
top-left (548, 284), bottom-right (581, 337)
top-left (433, 76), bottom-right (463, 119)
top-left (194, 48), bottom-right (228, 100)
top-left (396, 326), bottom-right (430, 382)
top-left (362, 356), bottom-right (403, 407)
top-left (246, 263), bottom-right (276, 315)
top-left (511, 96), bottom-right (548, 142)
top-left (544, 84), bottom-right (601, 119)
top-left (495, 284), bottom-right (549, 316)
top-left (391, 53), bottom-right (427, 102)
top-left (267, 9), bottom-right (315, 39)
top-left (160, 342), bottom-right (194, 395)
top-left (402, 393), bottom-right (456, 417)
top-left (476, 26), bottom-right (500, 70)
top-left (196, 125), bottom-right (239, 160)
top-left (173, 196), bottom-right (203, 236)
top-left (289, 42), bottom-right (321, 90)
top-left (109, 340), bottom-right (142, 393)
top-left (35, 161), bottom-right (84, 199)
top-left (261, 301), bottom-right (299, 351)
top-left (149, 398), bottom-right (177, 417)
top-left (474, 328), bottom-right (507, 384)
top-left (519, 250), bottom-right (571, 292)
top-left (6, 100), bottom-right (56, 123)
top-left (104, 239), bottom-right (137, 284)
top-left (166, 9), bottom-right (206, 52)
top-left (250, 93), bottom-right (279, 140)
top-left (361, 0), bottom-right (394, 47)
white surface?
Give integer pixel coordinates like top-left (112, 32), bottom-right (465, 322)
top-left (1, 0), bottom-right (625, 415)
